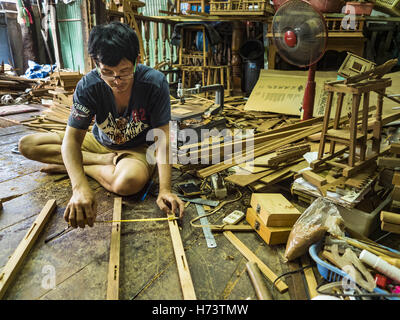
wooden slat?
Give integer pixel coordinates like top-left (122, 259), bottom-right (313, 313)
top-left (167, 212), bottom-right (197, 300)
top-left (301, 256), bottom-right (318, 299)
top-left (223, 231), bottom-right (288, 293)
top-left (0, 199), bottom-right (57, 299)
top-left (106, 197), bottom-right (122, 300)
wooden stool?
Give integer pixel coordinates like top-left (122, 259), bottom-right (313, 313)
top-left (311, 78), bottom-right (392, 177)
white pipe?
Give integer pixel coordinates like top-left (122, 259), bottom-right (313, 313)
top-left (359, 250), bottom-right (400, 283)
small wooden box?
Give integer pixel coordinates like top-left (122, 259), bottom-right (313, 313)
top-left (250, 193), bottom-right (301, 227)
top-left (246, 208), bottom-right (291, 245)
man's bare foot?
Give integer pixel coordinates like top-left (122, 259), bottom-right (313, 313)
top-left (40, 164), bottom-right (68, 174)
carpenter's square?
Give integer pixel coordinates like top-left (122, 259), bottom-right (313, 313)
top-left (194, 203), bottom-right (217, 248)
top-left (179, 196), bottom-right (219, 207)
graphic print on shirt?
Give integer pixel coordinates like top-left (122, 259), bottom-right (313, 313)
top-left (97, 112), bottom-right (149, 145)
top-left (71, 102), bottom-right (92, 121)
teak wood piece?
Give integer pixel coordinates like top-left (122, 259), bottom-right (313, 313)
top-left (301, 170), bottom-right (327, 188)
top-left (300, 256), bottom-right (318, 299)
top-left (0, 199), bottom-right (57, 299)
top-left (167, 211), bottom-right (197, 300)
top-left (223, 231), bottom-right (288, 293)
top-left (381, 221), bottom-right (400, 234)
top-left (381, 211), bottom-right (400, 225)
top-left (106, 197), bottom-right (122, 300)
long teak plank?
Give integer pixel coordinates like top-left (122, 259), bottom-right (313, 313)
top-left (167, 212), bottom-right (197, 300)
top-left (223, 231), bottom-right (288, 293)
top-left (0, 199), bottom-right (57, 299)
top-left (106, 197), bottom-right (122, 300)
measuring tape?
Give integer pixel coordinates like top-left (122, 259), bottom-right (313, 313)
top-left (95, 217), bottom-right (178, 223)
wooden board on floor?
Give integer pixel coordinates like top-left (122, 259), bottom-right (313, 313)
top-left (223, 231), bottom-right (288, 294)
top-left (0, 199), bottom-right (57, 299)
top-left (106, 197), bottom-right (122, 300)
top-left (167, 211), bottom-right (197, 300)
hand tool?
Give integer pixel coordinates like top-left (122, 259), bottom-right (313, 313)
top-left (194, 203), bottom-right (217, 248)
top-left (178, 196), bottom-right (219, 207)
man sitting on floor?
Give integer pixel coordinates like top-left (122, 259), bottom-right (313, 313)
top-left (19, 21), bottom-right (184, 228)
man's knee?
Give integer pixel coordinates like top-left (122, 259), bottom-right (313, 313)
top-left (18, 132), bottom-right (61, 160)
top-left (111, 175), bottom-right (148, 196)
top-left (18, 134), bottom-right (36, 159)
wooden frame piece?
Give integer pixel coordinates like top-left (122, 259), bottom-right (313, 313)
top-left (106, 197), bottom-right (122, 300)
top-left (0, 199), bottom-right (57, 299)
top-left (167, 212), bottom-right (197, 300)
top-left (223, 231), bottom-right (288, 293)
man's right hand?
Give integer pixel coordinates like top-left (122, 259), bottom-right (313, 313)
top-left (64, 185), bottom-right (97, 228)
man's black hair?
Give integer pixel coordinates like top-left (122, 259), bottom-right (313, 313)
top-left (88, 21), bottom-right (139, 67)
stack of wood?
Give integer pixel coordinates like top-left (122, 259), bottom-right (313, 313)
top-left (245, 193), bottom-right (301, 245)
top-left (222, 102), bottom-right (299, 131)
top-left (0, 73), bottom-right (44, 104)
top-left (49, 71), bottom-right (82, 92)
top-left (175, 114), bottom-right (326, 191)
top-left (380, 211), bottom-right (400, 234)
top-left (21, 71), bottom-right (83, 132)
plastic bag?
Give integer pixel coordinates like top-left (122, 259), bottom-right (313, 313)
top-left (284, 197), bottom-right (345, 262)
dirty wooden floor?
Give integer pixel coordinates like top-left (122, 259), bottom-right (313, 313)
top-left (1, 107), bottom-right (399, 301)
top-left (0, 119), bottom-right (314, 300)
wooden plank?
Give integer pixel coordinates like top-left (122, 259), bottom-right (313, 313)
top-left (380, 211), bottom-right (400, 225)
top-left (197, 123), bottom-right (325, 178)
top-left (167, 212), bottom-right (197, 300)
top-left (0, 199), bottom-right (57, 299)
top-left (301, 256), bottom-right (318, 299)
top-left (301, 170), bottom-right (327, 187)
top-left (223, 231), bottom-right (288, 293)
top-left (381, 221), bottom-right (400, 234)
top-left (259, 160), bottom-right (305, 187)
top-left (106, 197), bottom-right (122, 300)
top-left (225, 169), bottom-right (273, 187)
top-left (377, 157), bottom-right (400, 168)
top-left (392, 172), bottom-right (400, 186)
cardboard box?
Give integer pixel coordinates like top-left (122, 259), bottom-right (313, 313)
top-left (244, 69), bottom-right (353, 117)
top-left (246, 208), bottom-right (292, 245)
top-left (250, 193), bottom-right (301, 227)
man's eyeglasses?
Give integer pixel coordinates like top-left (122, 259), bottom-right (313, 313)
top-left (97, 63), bottom-right (136, 82)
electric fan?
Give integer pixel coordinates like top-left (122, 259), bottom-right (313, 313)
top-left (271, 0), bottom-right (328, 120)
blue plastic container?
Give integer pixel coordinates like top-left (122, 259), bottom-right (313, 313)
top-left (309, 241), bottom-right (400, 300)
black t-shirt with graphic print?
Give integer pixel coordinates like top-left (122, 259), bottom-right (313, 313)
top-left (68, 64), bottom-right (171, 150)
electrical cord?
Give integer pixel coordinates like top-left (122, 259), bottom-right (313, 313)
top-left (189, 189), bottom-right (243, 229)
top-left (271, 264), bottom-right (313, 297)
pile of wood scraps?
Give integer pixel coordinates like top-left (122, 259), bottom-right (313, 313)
top-left (0, 74), bottom-right (43, 105)
top-left (19, 71), bottom-right (83, 132)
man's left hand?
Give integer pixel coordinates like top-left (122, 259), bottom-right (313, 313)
top-left (156, 191), bottom-right (185, 218)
